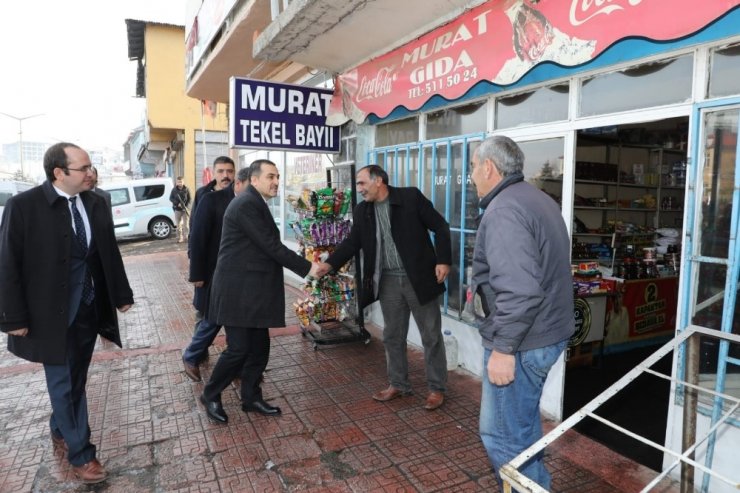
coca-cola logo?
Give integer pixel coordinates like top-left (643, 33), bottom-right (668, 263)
top-left (356, 67), bottom-right (396, 102)
top-left (569, 0), bottom-right (643, 26)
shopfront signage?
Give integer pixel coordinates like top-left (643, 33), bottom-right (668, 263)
top-left (327, 0), bottom-right (740, 124)
top-left (230, 78), bottom-right (340, 153)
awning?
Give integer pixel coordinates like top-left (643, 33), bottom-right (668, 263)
top-left (327, 0), bottom-right (740, 125)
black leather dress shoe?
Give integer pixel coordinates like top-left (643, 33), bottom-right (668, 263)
top-left (242, 399), bottom-right (281, 416)
top-left (199, 394), bottom-right (228, 423)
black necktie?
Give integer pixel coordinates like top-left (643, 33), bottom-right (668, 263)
top-left (70, 197), bottom-right (94, 305)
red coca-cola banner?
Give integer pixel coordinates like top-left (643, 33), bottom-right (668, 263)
top-left (327, 0), bottom-right (740, 125)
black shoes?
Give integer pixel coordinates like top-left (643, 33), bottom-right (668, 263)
top-left (242, 399), bottom-right (281, 416)
top-left (199, 394), bottom-right (228, 423)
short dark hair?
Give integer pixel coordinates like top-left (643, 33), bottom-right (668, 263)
top-left (176, 176), bottom-right (184, 181)
top-left (248, 159), bottom-right (277, 180)
top-left (213, 156), bottom-right (235, 168)
top-left (359, 164), bottom-right (389, 185)
top-left (236, 167), bottom-right (250, 183)
top-left (44, 142), bottom-right (81, 181)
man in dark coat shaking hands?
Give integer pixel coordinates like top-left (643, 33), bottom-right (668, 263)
top-left (317, 165), bottom-right (452, 411)
top-left (200, 159), bottom-right (321, 423)
top-left (0, 142), bottom-right (133, 484)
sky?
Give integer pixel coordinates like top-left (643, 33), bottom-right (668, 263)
top-left (0, 0), bottom-right (186, 152)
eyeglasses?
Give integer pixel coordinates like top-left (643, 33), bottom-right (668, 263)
top-left (67, 165), bottom-right (93, 173)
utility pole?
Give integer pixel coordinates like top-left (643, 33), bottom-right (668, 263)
top-left (0, 112), bottom-right (44, 180)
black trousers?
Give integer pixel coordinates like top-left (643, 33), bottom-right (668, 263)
top-left (43, 302), bottom-right (98, 466)
top-left (203, 326), bottom-right (270, 404)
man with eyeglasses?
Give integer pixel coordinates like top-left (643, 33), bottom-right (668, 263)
top-left (0, 142), bottom-right (134, 484)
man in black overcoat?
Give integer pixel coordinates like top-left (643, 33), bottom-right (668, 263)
top-left (0, 143), bottom-right (134, 484)
top-left (188, 156), bottom-right (235, 328)
top-left (182, 167), bottom-right (250, 382)
top-left (319, 165), bottom-right (452, 410)
top-left (199, 159), bottom-right (320, 423)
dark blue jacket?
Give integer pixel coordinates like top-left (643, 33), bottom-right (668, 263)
top-left (189, 184), bottom-right (234, 315)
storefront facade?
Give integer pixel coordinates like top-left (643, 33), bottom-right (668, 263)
top-left (316, 1), bottom-right (740, 489)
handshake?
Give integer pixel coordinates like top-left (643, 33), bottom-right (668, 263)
top-left (308, 262), bottom-right (333, 279)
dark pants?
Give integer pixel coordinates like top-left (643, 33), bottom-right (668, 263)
top-left (203, 326), bottom-right (270, 404)
top-left (43, 302), bottom-right (98, 466)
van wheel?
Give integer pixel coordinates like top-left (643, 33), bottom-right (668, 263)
top-left (149, 218), bottom-right (173, 240)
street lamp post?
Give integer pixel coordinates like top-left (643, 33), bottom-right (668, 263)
top-left (0, 112), bottom-right (44, 180)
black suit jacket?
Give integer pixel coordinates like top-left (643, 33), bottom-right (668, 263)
top-left (327, 186), bottom-right (451, 308)
top-left (0, 181), bottom-right (134, 364)
top-left (189, 184), bottom-right (235, 315)
top-left (208, 185), bottom-right (311, 328)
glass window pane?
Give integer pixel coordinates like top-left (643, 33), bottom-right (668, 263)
top-left (432, 143), bottom-right (450, 220)
top-left (580, 55), bottom-right (693, 117)
top-left (285, 153), bottom-right (329, 227)
top-left (496, 83), bottom-right (569, 129)
top-left (519, 138), bottom-right (565, 206)
top-left (426, 101), bottom-right (487, 140)
top-left (448, 230), bottom-right (462, 313)
top-left (709, 43), bottom-right (740, 98)
top-left (698, 110), bottom-right (739, 259)
top-left (375, 117), bottom-right (419, 147)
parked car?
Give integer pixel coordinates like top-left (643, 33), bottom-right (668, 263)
top-left (102, 178), bottom-right (176, 240)
top-left (0, 180), bottom-right (34, 226)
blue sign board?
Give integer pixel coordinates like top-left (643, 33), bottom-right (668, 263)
top-left (229, 77), bottom-right (340, 153)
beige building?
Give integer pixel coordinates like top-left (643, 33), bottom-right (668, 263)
top-left (125, 19), bottom-right (229, 191)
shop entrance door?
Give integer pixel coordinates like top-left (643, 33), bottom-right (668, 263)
top-left (673, 100), bottom-right (740, 492)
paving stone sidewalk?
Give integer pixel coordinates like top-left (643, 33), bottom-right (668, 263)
top-left (0, 250), bottom-right (677, 492)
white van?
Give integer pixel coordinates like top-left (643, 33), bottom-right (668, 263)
top-left (0, 180), bottom-right (34, 226)
top-left (102, 178), bottom-right (176, 240)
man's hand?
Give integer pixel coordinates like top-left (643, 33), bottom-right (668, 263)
top-left (118, 305), bottom-right (132, 313)
top-left (316, 262), bottom-right (332, 277)
top-left (435, 264), bottom-right (450, 284)
top-left (8, 328), bottom-right (28, 337)
top-left (192, 281), bottom-right (204, 288)
top-left (487, 350), bottom-right (515, 386)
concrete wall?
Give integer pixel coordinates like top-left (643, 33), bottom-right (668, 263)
top-left (143, 24), bottom-right (228, 192)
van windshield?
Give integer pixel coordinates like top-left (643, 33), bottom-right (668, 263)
top-left (0, 192), bottom-right (12, 207)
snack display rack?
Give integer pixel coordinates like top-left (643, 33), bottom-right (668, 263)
top-left (290, 164), bottom-right (370, 349)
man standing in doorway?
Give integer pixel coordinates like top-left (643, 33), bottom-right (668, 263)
top-left (199, 159), bottom-right (321, 423)
top-left (319, 165), bottom-right (452, 411)
top-left (470, 135), bottom-right (574, 490)
top-left (182, 167), bottom-right (250, 382)
top-left (0, 142), bottom-right (134, 484)
top-left (169, 176), bottom-right (191, 243)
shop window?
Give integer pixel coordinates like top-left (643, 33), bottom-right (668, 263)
top-left (285, 153), bottom-right (329, 229)
top-left (708, 43), bottom-right (740, 99)
top-left (580, 55), bottom-right (693, 117)
top-left (495, 84), bottom-right (569, 129)
top-left (375, 116), bottom-right (419, 147)
top-left (375, 147), bottom-right (419, 188)
top-left (426, 101), bottom-right (487, 140)
top-left (690, 108), bottom-right (740, 398)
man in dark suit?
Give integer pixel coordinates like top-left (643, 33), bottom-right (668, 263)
top-left (182, 167), bottom-right (250, 382)
top-left (200, 159), bottom-right (320, 423)
top-left (0, 142), bottom-right (134, 484)
top-left (318, 165), bottom-right (452, 410)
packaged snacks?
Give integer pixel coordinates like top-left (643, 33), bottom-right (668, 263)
top-left (314, 187), bottom-right (335, 218)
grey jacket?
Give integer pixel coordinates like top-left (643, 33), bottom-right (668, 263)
top-left (471, 174), bottom-right (574, 354)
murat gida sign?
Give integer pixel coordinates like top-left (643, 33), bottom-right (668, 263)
top-left (229, 77), bottom-right (340, 153)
